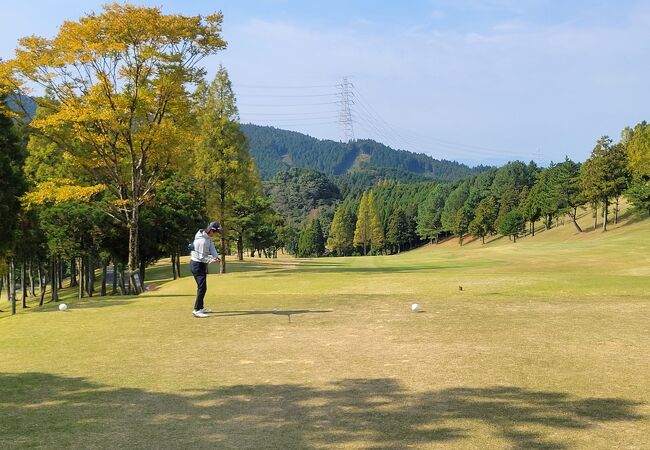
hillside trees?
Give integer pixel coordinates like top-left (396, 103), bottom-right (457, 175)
top-left (297, 218), bottom-right (325, 257)
top-left (386, 208), bottom-right (410, 253)
top-left (353, 191), bottom-right (383, 255)
top-left (623, 122), bottom-right (650, 216)
top-left (469, 197), bottom-right (498, 243)
top-left (442, 180), bottom-right (471, 244)
top-left (497, 209), bottom-right (525, 242)
top-left (3, 3), bottom-right (226, 274)
top-left (416, 183), bottom-right (452, 243)
top-left (266, 168), bottom-right (341, 224)
top-left (553, 158), bottom-right (584, 231)
top-left (580, 137), bottom-right (630, 231)
top-left (326, 203), bottom-right (356, 256)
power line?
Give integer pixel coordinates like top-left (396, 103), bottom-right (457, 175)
top-left (234, 84), bottom-right (337, 89)
top-left (238, 101), bottom-right (341, 107)
top-left (234, 81), bottom-right (533, 161)
top-left (236, 92), bottom-right (339, 98)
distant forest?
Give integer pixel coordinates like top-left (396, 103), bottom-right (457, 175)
top-left (241, 124), bottom-right (490, 181)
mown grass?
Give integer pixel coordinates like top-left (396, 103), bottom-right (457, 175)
top-left (1, 211), bottom-right (649, 449)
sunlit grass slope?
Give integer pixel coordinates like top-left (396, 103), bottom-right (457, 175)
top-left (1, 212), bottom-right (649, 449)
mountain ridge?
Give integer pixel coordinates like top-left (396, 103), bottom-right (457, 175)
top-left (241, 123), bottom-right (490, 181)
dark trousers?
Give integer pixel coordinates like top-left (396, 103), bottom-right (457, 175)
top-left (190, 260), bottom-right (208, 311)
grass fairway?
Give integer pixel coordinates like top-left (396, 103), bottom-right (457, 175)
top-left (1, 215), bottom-right (649, 449)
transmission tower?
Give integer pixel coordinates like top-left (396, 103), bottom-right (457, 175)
top-left (337, 77), bottom-right (355, 143)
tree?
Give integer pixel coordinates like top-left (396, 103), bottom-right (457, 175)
top-left (353, 192), bottom-right (371, 255)
top-left (386, 208), bottom-right (410, 253)
top-left (580, 137), bottom-right (630, 231)
top-left (469, 197), bottom-right (497, 244)
top-left (143, 175), bottom-right (207, 279)
top-left (231, 189), bottom-right (273, 261)
top-left (193, 66), bottom-right (254, 273)
top-left (0, 98), bottom-right (26, 314)
top-left (0, 96), bottom-right (26, 256)
top-left (623, 121), bottom-right (650, 178)
top-left (442, 180), bottom-right (472, 244)
top-left (416, 184), bottom-right (451, 243)
top-left (368, 192), bottom-right (384, 254)
top-left (497, 208), bottom-right (525, 242)
top-left (622, 122), bottom-right (650, 217)
top-left (553, 158), bottom-right (584, 232)
top-left (4, 4), bottom-right (226, 275)
top-left (327, 205), bottom-right (354, 256)
top-left (524, 168), bottom-right (556, 232)
top-left (454, 206), bottom-right (472, 246)
top-left (297, 218), bottom-right (325, 257)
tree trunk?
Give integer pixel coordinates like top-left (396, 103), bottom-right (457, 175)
top-left (87, 254), bottom-right (95, 297)
top-left (219, 178), bottom-right (227, 274)
top-left (127, 205), bottom-right (140, 292)
top-left (237, 234), bottom-right (244, 261)
top-left (58, 257), bottom-right (64, 289)
top-left (614, 196), bottom-right (620, 224)
top-left (78, 257), bottom-right (85, 299)
top-left (10, 258), bottom-right (16, 315)
top-left (118, 265), bottom-right (127, 295)
top-left (51, 257), bottom-right (59, 302)
top-left (21, 262), bottom-right (28, 308)
top-left (70, 257), bottom-right (78, 287)
top-left (175, 253), bottom-right (181, 279)
top-left (593, 205), bottom-right (598, 230)
top-left (29, 261), bottom-right (36, 297)
top-left (112, 262), bottom-right (118, 295)
top-left (570, 208), bottom-right (583, 232)
top-left (171, 254), bottom-right (177, 280)
top-left (39, 264), bottom-right (47, 306)
top-left (139, 259), bottom-right (146, 287)
top-left (101, 260), bottom-right (108, 296)
top-left (602, 198), bottom-right (608, 232)
top-left (5, 271), bottom-right (10, 303)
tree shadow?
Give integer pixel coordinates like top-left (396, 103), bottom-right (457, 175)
top-left (212, 309), bottom-right (333, 317)
top-left (0, 373), bottom-right (644, 449)
top-left (29, 297), bottom-right (140, 313)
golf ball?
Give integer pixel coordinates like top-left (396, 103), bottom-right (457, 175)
top-left (411, 303), bottom-right (420, 312)
top-left (59, 303), bottom-right (67, 311)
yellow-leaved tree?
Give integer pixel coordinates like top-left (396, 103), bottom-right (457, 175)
top-left (2, 3), bottom-right (226, 273)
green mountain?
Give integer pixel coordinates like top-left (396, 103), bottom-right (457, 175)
top-left (241, 123), bottom-right (489, 181)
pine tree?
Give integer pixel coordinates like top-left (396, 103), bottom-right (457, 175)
top-left (580, 137), bottom-right (630, 231)
top-left (194, 66), bottom-right (255, 272)
top-left (327, 206), bottom-right (354, 256)
top-left (387, 208), bottom-right (410, 253)
top-left (368, 192), bottom-right (384, 254)
top-left (469, 197), bottom-right (497, 244)
top-left (353, 192), bottom-right (371, 255)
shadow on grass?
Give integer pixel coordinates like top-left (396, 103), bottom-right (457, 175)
top-left (212, 309), bottom-right (333, 319)
top-left (27, 296), bottom-right (140, 313)
top-left (0, 373), bottom-right (644, 449)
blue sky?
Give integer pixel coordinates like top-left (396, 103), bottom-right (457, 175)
top-left (2, 1), bottom-right (649, 166)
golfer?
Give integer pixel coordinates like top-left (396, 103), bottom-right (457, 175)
top-left (190, 221), bottom-right (221, 318)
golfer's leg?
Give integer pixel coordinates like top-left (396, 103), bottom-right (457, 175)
top-left (193, 263), bottom-right (207, 311)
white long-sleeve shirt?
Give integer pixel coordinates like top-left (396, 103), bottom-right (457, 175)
top-left (190, 230), bottom-right (219, 263)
